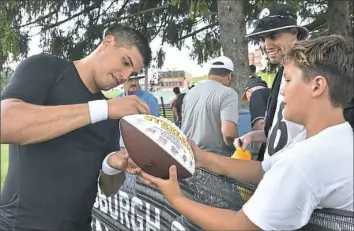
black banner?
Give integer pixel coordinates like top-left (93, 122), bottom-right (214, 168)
top-left (91, 169), bottom-right (354, 231)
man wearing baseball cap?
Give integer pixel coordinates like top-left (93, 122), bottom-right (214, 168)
top-left (236, 3), bottom-right (311, 160)
top-left (242, 77), bottom-right (270, 128)
top-left (116, 74), bottom-right (160, 117)
top-left (242, 77), bottom-right (270, 154)
top-left (181, 56), bottom-right (239, 156)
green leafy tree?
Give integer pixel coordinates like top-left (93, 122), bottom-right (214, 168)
top-left (1, 0), bottom-right (352, 90)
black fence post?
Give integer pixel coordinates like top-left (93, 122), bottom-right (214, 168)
top-left (160, 96), bottom-right (166, 118)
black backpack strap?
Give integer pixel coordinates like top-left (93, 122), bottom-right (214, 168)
top-left (257, 67), bottom-right (284, 161)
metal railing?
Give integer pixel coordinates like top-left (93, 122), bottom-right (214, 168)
top-left (91, 169), bottom-right (354, 231)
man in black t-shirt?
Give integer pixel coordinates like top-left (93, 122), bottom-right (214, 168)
top-left (0, 25), bottom-right (151, 231)
top-left (242, 77), bottom-right (270, 154)
top-left (242, 77), bottom-right (270, 131)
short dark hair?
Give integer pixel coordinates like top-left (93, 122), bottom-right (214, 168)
top-left (208, 62), bottom-right (232, 77)
top-left (103, 25), bottom-right (152, 67)
top-left (173, 87), bottom-right (180, 94)
top-left (284, 35), bottom-right (353, 108)
top-left (249, 65), bottom-right (256, 73)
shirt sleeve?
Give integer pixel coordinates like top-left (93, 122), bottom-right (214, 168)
top-left (1, 54), bottom-right (59, 104)
top-left (147, 95), bottom-right (160, 117)
top-left (220, 89), bottom-right (238, 124)
top-left (243, 157), bottom-right (318, 230)
top-left (249, 90), bottom-right (268, 126)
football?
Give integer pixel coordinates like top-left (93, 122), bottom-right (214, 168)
top-left (119, 114), bottom-right (195, 179)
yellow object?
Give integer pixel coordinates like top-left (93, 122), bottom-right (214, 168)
top-left (231, 148), bottom-right (252, 160)
top-left (232, 148), bottom-right (254, 201)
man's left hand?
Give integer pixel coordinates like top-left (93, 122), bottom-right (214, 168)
top-left (107, 150), bottom-right (141, 175)
top-left (139, 165), bottom-right (183, 205)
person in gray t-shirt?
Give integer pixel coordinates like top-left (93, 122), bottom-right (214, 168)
top-left (181, 56), bottom-right (239, 156)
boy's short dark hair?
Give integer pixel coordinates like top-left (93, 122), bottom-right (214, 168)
top-left (284, 35), bottom-right (353, 108)
top-left (103, 25), bottom-right (152, 67)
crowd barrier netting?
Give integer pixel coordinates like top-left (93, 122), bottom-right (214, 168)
top-left (92, 169), bottom-right (354, 231)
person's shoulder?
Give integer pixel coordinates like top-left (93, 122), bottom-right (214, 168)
top-left (252, 88), bottom-right (270, 100)
top-left (222, 86), bottom-right (238, 97)
top-left (275, 124), bottom-right (352, 166)
top-left (177, 92), bottom-right (186, 99)
top-left (22, 53), bottom-right (67, 65)
top-left (143, 91), bottom-right (156, 99)
top-left (142, 91), bottom-right (158, 102)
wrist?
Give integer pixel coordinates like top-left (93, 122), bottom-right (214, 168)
top-left (102, 152), bottom-right (121, 175)
top-left (197, 151), bottom-right (209, 168)
top-left (88, 100), bottom-right (108, 124)
top-left (170, 195), bottom-right (185, 208)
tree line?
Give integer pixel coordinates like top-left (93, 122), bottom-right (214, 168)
top-left (1, 0), bottom-right (353, 104)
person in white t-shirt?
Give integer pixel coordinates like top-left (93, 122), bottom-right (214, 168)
top-left (138, 35), bottom-right (354, 230)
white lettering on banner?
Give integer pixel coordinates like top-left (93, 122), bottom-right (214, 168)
top-left (92, 218), bottom-right (110, 231)
top-left (171, 220), bottom-right (186, 231)
top-left (108, 196), bottom-right (118, 220)
top-left (146, 203), bottom-right (160, 231)
top-left (94, 195), bottom-right (99, 208)
top-left (131, 197), bottom-right (144, 231)
top-left (95, 189), bottom-right (183, 231)
top-left (119, 191), bottom-right (131, 229)
top-left (99, 192), bottom-right (108, 214)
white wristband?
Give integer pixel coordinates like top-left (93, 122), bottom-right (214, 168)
top-left (102, 152), bottom-right (121, 175)
top-left (88, 100), bottom-right (108, 124)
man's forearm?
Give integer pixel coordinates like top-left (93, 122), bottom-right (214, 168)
top-left (200, 152), bottom-right (264, 184)
top-left (1, 99), bottom-right (91, 144)
top-left (99, 172), bottom-right (126, 197)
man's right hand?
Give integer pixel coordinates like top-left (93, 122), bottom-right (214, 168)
top-left (234, 133), bottom-right (253, 150)
top-left (107, 95), bottom-right (151, 119)
top-left (234, 130), bottom-right (267, 151)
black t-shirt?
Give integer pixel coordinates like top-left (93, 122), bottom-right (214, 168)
top-left (0, 54), bottom-right (119, 231)
top-left (249, 88), bottom-right (271, 126)
top-left (344, 97), bottom-right (354, 129)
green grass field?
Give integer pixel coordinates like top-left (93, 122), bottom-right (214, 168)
top-left (1, 144), bottom-right (9, 188)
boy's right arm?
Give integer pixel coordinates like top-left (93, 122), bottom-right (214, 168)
top-left (190, 141), bottom-right (264, 185)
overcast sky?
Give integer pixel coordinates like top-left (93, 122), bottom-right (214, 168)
top-left (17, 2), bottom-right (313, 77)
